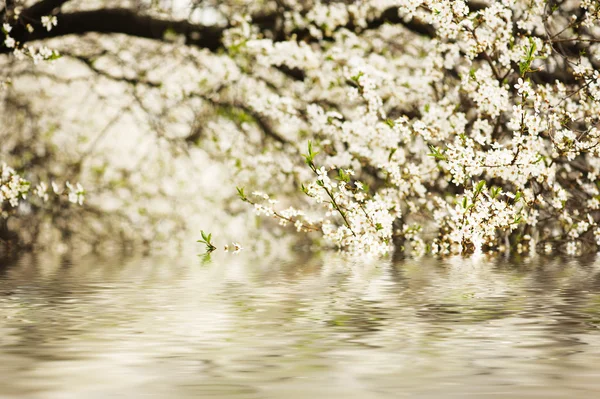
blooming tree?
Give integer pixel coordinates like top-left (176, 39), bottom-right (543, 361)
top-left (1, 0), bottom-right (600, 256)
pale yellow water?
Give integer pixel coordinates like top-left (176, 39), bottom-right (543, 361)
top-left (1, 253), bottom-right (600, 398)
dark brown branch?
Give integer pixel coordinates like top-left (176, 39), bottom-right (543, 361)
top-left (1, 0), bottom-right (590, 89)
top-left (6, 2), bottom-right (440, 54)
top-left (5, 7), bottom-right (224, 54)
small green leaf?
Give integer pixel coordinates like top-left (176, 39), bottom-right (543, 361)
top-left (47, 52), bottom-right (62, 61)
top-left (350, 71), bottom-right (364, 82)
top-left (198, 230), bottom-right (217, 253)
top-left (519, 61), bottom-right (529, 77)
top-left (388, 148), bottom-right (397, 161)
top-left (475, 180), bottom-right (486, 196)
top-left (427, 144), bottom-right (447, 161)
top-left (236, 187), bottom-right (247, 201)
top-left (528, 37), bottom-right (537, 59)
top-left (304, 140), bottom-right (319, 166)
top-left (337, 169), bottom-right (350, 183)
top-left (490, 186), bottom-right (502, 199)
top-left (514, 191), bottom-right (523, 203)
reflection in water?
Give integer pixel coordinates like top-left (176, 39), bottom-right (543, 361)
top-left (2, 253), bottom-right (600, 398)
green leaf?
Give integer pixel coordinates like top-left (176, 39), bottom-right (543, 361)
top-left (236, 187), bottom-right (247, 201)
top-left (528, 37), bottom-right (537, 59)
top-left (474, 180), bottom-right (486, 196)
top-left (350, 71), bottom-right (364, 82)
top-left (304, 140), bottom-right (319, 166)
top-left (490, 186), bottom-right (501, 199)
top-left (427, 144), bottom-right (447, 161)
top-left (47, 52), bottom-right (62, 61)
top-left (519, 61), bottom-right (529, 77)
top-left (198, 230), bottom-right (216, 253)
top-left (514, 191), bottom-right (523, 203)
top-left (388, 148), bottom-right (397, 162)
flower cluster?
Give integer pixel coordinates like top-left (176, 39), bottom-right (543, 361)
top-left (228, 0), bottom-right (600, 256)
top-left (0, 163), bottom-right (30, 208)
top-left (2, 0), bottom-right (600, 257)
top-left (41, 16), bottom-right (57, 32)
top-left (1, 163), bottom-right (85, 217)
top-left (2, 17), bottom-right (60, 64)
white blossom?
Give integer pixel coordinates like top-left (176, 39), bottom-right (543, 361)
top-left (41, 16), bottom-right (58, 32)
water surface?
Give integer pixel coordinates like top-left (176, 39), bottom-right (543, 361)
top-left (2, 253), bottom-right (600, 398)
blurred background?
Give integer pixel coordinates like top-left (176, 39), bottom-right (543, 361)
top-left (1, 0), bottom-right (335, 253)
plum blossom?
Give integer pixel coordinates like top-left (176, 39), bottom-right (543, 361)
top-left (41, 16), bottom-right (58, 32)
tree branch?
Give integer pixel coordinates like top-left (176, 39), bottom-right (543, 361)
top-left (5, 7), bottom-right (224, 53)
top-left (1, 0), bottom-right (589, 88)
